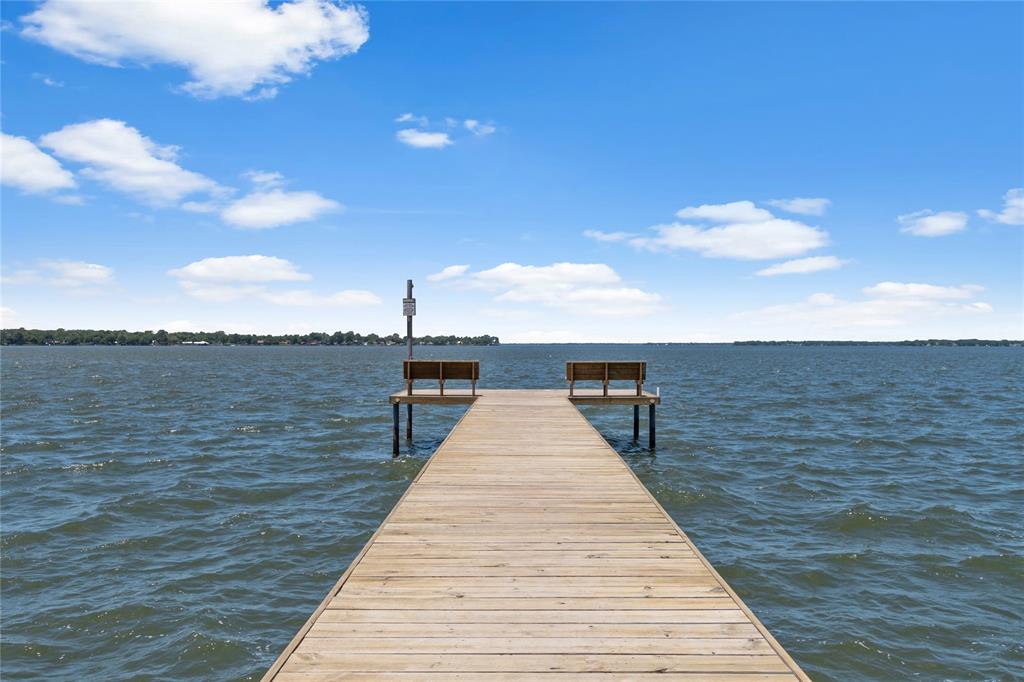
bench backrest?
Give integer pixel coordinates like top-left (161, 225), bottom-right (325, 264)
top-left (404, 360), bottom-right (480, 381)
top-left (566, 361), bottom-right (645, 383)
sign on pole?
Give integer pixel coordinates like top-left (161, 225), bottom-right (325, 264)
top-left (403, 297), bottom-right (416, 316)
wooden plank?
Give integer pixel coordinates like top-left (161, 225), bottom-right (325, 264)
top-left (292, 636), bottom-right (776, 654)
top-left (278, 653), bottom-right (795, 673)
top-left (328, 596), bottom-right (740, 610)
top-left (317, 609), bottom-right (752, 623)
top-left (263, 389), bottom-right (808, 681)
top-left (305, 621), bottom-right (763, 638)
top-left (276, 674), bottom-right (797, 682)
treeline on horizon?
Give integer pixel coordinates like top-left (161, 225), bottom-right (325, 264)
top-left (0, 328), bottom-right (500, 347)
top-left (733, 339), bottom-right (1020, 347)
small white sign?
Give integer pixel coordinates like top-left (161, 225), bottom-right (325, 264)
top-left (403, 298), bottom-right (416, 316)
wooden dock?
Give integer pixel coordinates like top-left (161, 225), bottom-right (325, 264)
top-left (264, 389), bottom-right (808, 680)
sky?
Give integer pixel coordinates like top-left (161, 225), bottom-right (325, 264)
top-left (1, 1), bottom-right (1021, 342)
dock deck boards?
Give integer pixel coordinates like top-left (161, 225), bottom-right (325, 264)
top-left (264, 389), bottom-right (808, 680)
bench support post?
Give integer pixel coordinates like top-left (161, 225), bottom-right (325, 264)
top-left (648, 403), bottom-right (656, 449)
top-left (406, 403), bottom-right (412, 439)
top-left (392, 403), bottom-right (400, 457)
top-left (633, 405), bottom-right (640, 441)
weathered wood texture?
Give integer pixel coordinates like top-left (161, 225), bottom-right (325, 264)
top-left (566, 360), bottom-right (646, 397)
top-left (390, 387), bottom-right (660, 406)
top-left (264, 390), bottom-right (808, 680)
top-left (404, 359), bottom-right (480, 396)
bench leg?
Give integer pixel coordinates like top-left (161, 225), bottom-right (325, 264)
top-left (406, 380), bottom-right (413, 397)
top-left (633, 405), bottom-right (640, 441)
top-left (392, 403), bottom-right (400, 457)
top-left (648, 403), bottom-right (656, 449)
top-left (471, 379), bottom-right (476, 396)
top-left (603, 381), bottom-right (608, 397)
top-left (569, 381), bottom-right (574, 397)
top-left (439, 379), bottom-right (444, 396)
top-left (406, 403), bottom-right (412, 440)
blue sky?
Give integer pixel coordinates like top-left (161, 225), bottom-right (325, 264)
top-left (1, 1), bottom-right (1021, 342)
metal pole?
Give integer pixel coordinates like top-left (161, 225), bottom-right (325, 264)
top-left (405, 279), bottom-right (413, 441)
top-left (648, 403), bottom-right (656, 449)
top-left (406, 279), bottom-right (413, 359)
top-left (633, 405), bottom-right (640, 441)
top-left (392, 402), bottom-right (400, 456)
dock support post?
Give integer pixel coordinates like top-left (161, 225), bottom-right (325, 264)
top-left (633, 405), bottom-right (640, 441)
top-left (392, 403), bottom-right (400, 457)
top-left (648, 403), bottom-right (656, 449)
top-left (406, 403), bottom-right (413, 440)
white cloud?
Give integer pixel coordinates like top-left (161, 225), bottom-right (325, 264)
top-left (450, 262), bottom-right (662, 317)
top-left (169, 255), bottom-right (311, 283)
top-left (41, 259), bottom-right (114, 287)
top-left (583, 230), bottom-right (635, 242)
top-left (427, 264), bottom-right (470, 282)
top-left (806, 293), bottom-right (837, 306)
top-left (755, 255), bottom-right (847, 277)
top-left (897, 210), bottom-right (968, 237)
top-left (243, 170), bottom-right (285, 188)
top-left (862, 281), bottom-right (982, 300)
top-left (3, 259), bottom-right (113, 290)
top-left (20, 0), bottom-right (369, 99)
top-left (28, 121), bottom-right (337, 225)
top-left (393, 114), bottom-right (496, 147)
top-left (175, 281), bottom-right (266, 303)
top-left (175, 170), bottom-right (338, 228)
top-left (0, 306), bottom-right (18, 326)
top-left (464, 119), bottom-right (496, 137)
top-left (181, 200), bottom-right (220, 214)
top-left (396, 129), bottom-right (452, 149)
top-left (32, 72), bottom-right (64, 87)
top-left (39, 119), bottom-right (219, 205)
top-left (766, 197), bottom-right (831, 216)
top-left (622, 200), bottom-right (828, 260)
top-left (259, 289), bottom-right (381, 307)
top-left (978, 188), bottom-right (1024, 226)
top-left (473, 262), bottom-right (621, 291)
top-left (532, 286), bottom-right (662, 317)
top-left (676, 200), bottom-right (773, 223)
top-left (395, 113), bottom-right (428, 126)
top-left (632, 219), bottom-right (828, 260)
top-left (734, 281), bottom-right (992, 333)
top-left (221, 188), bottom-right (340, 228)
top-left (0, 132), bottom-right (76, 193)
top-left (169, 254), bottom-right (378, 308)
top-left (0, 269), bottom-right (39, 285)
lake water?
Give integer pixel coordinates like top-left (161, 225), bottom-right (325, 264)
top-left (1, 345), bottom-right (1021, 680)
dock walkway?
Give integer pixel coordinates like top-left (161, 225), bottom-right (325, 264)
top-left (264, 389), bottom-right (808, 680)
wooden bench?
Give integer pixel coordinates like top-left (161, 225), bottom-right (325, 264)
top-left (566, 361), bottom-right (646, 397)
top-left (404, 360), bottom-right (479, 396)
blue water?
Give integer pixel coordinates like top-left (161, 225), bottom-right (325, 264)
top-left (1, 345), bottom-right (1022, 680)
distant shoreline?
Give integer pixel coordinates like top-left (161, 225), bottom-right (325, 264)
top-left (1, 329), bottom-right (1019, 347)
top-left (0, 328), bottom-right (499, 347)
